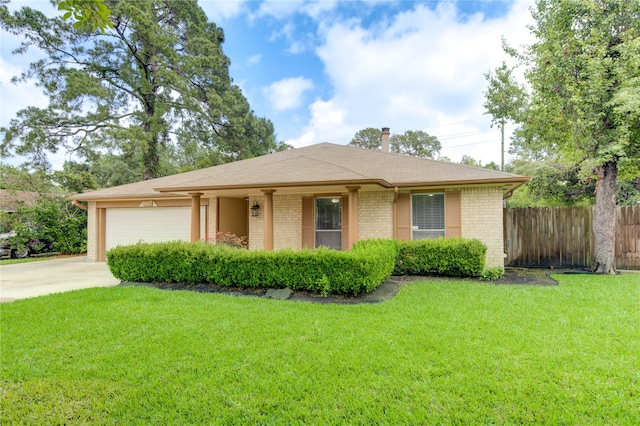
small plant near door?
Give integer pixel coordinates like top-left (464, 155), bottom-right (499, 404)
top-left (204, 232), bottom-right (247, 249)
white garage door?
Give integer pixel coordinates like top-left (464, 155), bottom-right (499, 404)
top-left (106, 207), bottom-right (206, 251)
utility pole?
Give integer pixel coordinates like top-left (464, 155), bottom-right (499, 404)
top-left (501, 121), bottom-right (505, 172)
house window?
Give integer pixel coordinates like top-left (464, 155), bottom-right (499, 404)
top-left (412, 193), bottom-right (445, 240)
top-left (315, 197), bottom-right (342, 250)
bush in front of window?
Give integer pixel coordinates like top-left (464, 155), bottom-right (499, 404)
top-left (393, 238), bottom-right (486, 278)
top-left (106, 239), bottom-right (398, 296)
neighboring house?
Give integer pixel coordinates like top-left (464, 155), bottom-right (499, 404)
top-left (69, 134), bottom-right (529, 268)
top-left (0, 190), bottom-right (44, 213)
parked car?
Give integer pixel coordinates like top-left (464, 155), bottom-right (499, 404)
top-left (0, 231), bottom-right (53, 259)
top-left (0, 231), bottom-right (22, 259)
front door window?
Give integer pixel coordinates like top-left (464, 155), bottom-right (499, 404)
top-left (315, 197), bottom-right (342, 250)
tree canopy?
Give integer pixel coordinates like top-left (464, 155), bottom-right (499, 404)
top-left (348, 127), bottom-right (382, 150)
top-left (483, 61), bottom-right (528, 170)
top-left (507, 0), bottom-right (640, 274)
top-left (58, 0), bottom-right (113, 33)
top-left (349, 128), bottom-right (441, 159)
top-left (1, 0), bottom-right (279, 181)
top-left (459, 155), bottom-right (500, 171)
top-left (390, 130), bottom-right (441, 159)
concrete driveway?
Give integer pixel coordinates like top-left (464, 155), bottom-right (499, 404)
top-left (0, 256), bottom-right (120, 302)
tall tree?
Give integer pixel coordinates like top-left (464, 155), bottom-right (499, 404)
top-left (483, 61), bottom-right (528, 171)
top-left (349, 128), bottom-right (441, 158)
top-left (57, 0), bottom-right (113, 33)
top-left (348, 127), bottom-right (382, 150)
top-left (0, 163), bottom-right (54, 193)
top-left (459, 155), bottom-right (500, 171)
top-left (1, 0), bottom-right (278, 181)
top-left (512, 0), bottom-right (640, 274)
top-left (390, 130), bottom-right (441, 159)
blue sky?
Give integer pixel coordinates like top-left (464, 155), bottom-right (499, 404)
top-left (1, 0), bottom-right (535, 169)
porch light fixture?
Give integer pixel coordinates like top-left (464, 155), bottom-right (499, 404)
top-left (250, 202), bottom-right (260, 217)
top-left (330, 197), bottom-right (340, 204)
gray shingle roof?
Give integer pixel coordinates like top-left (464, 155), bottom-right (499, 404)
top-left (70, 143), bottom-right (528, 200)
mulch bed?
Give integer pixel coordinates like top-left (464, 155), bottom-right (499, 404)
top-left (120, 267), bottom-right (587, 305)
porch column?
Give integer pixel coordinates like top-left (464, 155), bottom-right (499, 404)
top-left (189, 192), bottom-right (203, 242)
top-left (346, 186), bottom-right (360, 250)
top-left (262, 189), bottom-right (276, 251)
top-left (97, 208), bottom-right (106, 262)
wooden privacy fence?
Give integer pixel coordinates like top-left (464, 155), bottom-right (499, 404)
top-left (504, 206), bottom-right (640, 270)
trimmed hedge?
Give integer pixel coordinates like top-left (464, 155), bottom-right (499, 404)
top-left (106, 237), bottom-right (487, 296)
top-left (393, 238), bottom-right (486, 277)
top-left (106, 239), bottom-right (398, 296)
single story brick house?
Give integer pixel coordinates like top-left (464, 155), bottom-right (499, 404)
top-left (69, 134), bottom-right (528, 267)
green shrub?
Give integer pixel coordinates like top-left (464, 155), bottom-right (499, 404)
top-left (480, 267), bottom-right (505, 281)
top-left (106, 238), bottom-right (486, 295)
top-left (1, 196), bottom-right (87, 254)
top-left (106, 239), bottom-right (398, 296)
top-left (393, 238), bottom-right (486, 278)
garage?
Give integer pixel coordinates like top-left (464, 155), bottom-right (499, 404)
top-left (105, 206), bottom-right (206, 251)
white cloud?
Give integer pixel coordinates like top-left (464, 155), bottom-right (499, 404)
top-left (263, 77), bottom-right (314, 111)
top-left (286, 1), bottom-right (535, 164)
top-left (269, 22), bottom-right (296, 44)
top-left (199, 0), bottom-right (247, 22)
top-left (256, 0), bottom-right (304, 20)
top-left (302, 0), bottom-right (339, 19)
top-left (257, 0), bottom-right (338, 20)
top-left (286, 99), bottom-right (349, 147)
top-left (268, 21), bottom-right (315, 54)
top-left (247, 54), bottom-right (262, 65)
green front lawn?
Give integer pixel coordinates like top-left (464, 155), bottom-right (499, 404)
top-left (1, 274), bottom-right (638, 424)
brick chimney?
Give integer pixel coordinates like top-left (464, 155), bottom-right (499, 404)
top-left (381, 127), bottom-right (390, 152)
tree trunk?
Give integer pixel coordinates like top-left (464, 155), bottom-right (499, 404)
top-left (142, 92), bottom-right (159, 181)
top-left (143, 134), bottom-right (159, 181)
top-left (592, 161), bottom-right (617, 274)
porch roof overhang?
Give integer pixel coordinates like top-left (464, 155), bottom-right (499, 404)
top-left (155, 176), bottom-right (530, 199)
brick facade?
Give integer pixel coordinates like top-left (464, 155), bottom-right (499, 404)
top-left (460, 185), bottom-right (505, 268)
top-left (87, 187), bottom-right (507, 269)
top-left (242, 188), bottom-right (506, 269)
top-left (358, 191), bottom-right (394, 240)
top-left (273, 194), bottom-right (303, 250)
top-left (248, 195), bottom-right (264, 250)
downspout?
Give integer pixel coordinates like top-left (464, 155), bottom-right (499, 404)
top-left (73, 200), bottom-right (88, 210)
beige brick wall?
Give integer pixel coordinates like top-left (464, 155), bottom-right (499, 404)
top-left (274, 194), bottom-right (303, 250)
top-left (460, 186), bottom-right (505, 269)
top-left (249, 194), bottom-right (306, 250)
top-left (87, 201), bottom-right (97, 262)
top-left (358, 190), bottom-right (394, 240)
top-left (248, 195), bottom-right (264, 250)
top-left (206, 197), bottom-right (217, 243)
top-left (246, 187), bottom-right (506, 270)
top-left (248, 191), bottom-right (394, 250)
